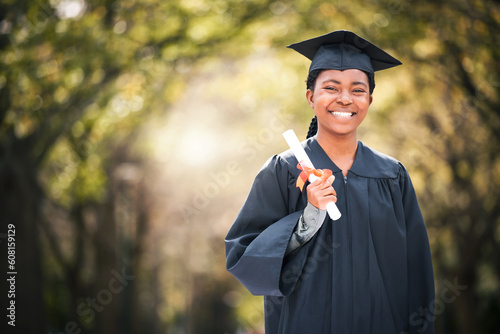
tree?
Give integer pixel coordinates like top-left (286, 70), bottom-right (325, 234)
top-left (0, 0), bottom-right (276, 332)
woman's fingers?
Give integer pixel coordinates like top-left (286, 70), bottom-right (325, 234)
top-left (310, 176), bottom-right (337, 193)
top-left (317, 187), bottom-right (337, 202)
top-left (306, 175), bottom-right (338, 210)
top-left (310, 191), bottom-right (337, 209)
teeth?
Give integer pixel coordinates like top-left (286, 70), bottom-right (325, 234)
top-left (331, 111), bottom-right (352, 117)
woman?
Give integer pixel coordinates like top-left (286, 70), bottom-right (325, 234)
top-left (225, 30), bottom-right (435, 334)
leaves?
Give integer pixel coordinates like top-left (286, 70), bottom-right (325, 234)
top-left (1, 0), bottom-right (499, 333)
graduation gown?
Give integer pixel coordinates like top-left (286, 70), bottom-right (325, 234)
top-left (225, 138), bottom-right (435, 334)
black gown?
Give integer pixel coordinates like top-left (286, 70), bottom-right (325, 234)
top-left (225, 138), bottom-right (435, 334)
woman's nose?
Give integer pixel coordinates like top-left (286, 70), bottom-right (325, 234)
top-left (337, 92), bottom-right (352, 105)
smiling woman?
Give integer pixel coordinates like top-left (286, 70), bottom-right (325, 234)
top-left (225, 30), bottom-right (435, 334)
top-left (306, 69), bottom-right (373, 152)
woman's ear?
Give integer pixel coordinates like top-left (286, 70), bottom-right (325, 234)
top-left (306, 89), bottom-right (314, 108)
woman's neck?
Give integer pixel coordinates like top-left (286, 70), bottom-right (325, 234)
top-left (316, 132), bottom-right (358, 176)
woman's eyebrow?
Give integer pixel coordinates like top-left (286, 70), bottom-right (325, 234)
top-left (322, 79), bottom-right (368, 87)
top-left (352, 81), bottom-right (368, 87)
top-left (321, 79), bottom-right (341, 85)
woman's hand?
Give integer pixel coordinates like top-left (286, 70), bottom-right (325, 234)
top-left (306, 175), bottom-right (337, 211)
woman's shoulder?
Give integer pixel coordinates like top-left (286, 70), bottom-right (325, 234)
top-left (353, 142), bottom-right (406, 179)
top-left (259, 149), bottom-right (298, 177)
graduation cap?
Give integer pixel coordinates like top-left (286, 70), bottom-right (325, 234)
top-left (287, 30), bottom-right (401, 75)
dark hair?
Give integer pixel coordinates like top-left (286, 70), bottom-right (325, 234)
top-left (306, 115), bottom-right (318, 139)
top-left (305, 68), bottom-right (375, 139)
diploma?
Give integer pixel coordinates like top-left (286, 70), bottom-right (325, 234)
top-left (282, 129), bottom-right (342, 220)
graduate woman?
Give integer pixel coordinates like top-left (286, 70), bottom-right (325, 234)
top-left (225, 30), bottom-right (435, 334)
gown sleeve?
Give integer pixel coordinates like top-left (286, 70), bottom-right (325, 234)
top-left (399, 165), bottom-right (435, 333)
top-left (286, 203), bottom-right (327, 255)
top-left (225, 154), bottom-right (312, 297)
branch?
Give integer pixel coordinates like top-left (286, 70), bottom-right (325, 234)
top-left (30, 67), bottom-right (121, 167)
top-left (444, 40), bottom-right (500, 143)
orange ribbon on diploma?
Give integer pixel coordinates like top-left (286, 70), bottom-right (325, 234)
top-left (296, 163), bottom-right (333, 192)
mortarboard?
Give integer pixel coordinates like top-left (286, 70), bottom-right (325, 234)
top-left (287, 30), bottom-right (402, 75)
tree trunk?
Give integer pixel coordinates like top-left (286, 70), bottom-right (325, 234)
top-left (0, 153), bottom-right (45, 333)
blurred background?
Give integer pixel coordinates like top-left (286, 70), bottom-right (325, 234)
top-left (0, 0), bottom-right (499, 333)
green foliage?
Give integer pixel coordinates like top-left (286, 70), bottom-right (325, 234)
top-left (1, 0), bottom-right (499, 333)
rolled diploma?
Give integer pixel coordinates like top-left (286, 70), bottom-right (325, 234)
top-left (282, 129), bottom-right (342, 221)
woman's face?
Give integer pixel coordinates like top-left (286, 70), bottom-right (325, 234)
top-left (306, 69), bottom-right (372, 139)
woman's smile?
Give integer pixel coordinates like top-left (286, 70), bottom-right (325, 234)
top-left (329, 110), bottom-right (357, 118)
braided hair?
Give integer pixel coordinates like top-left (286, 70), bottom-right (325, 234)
top-left (305, 69), bottom-right (375, 139)
top-left (306, 115), bottom-right (318, 139)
